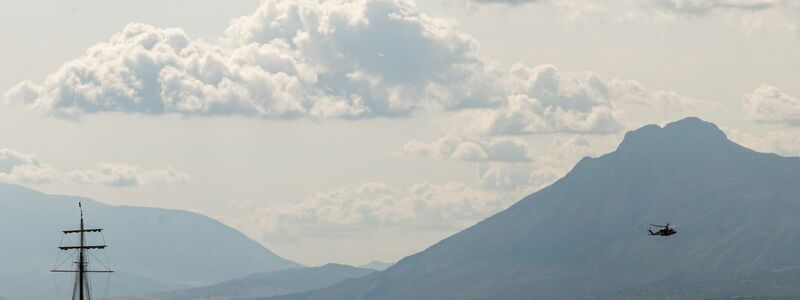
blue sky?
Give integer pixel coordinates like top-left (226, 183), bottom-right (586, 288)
top-left (1, 0), bottom-right (799, 265)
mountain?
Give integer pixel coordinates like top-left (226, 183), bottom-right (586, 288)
top-left (359, 261), bottom-right (393, 271)
top-left (122, 264), bottom-right (374, 300)
top-left (273, 117), bottom-right (800, 299)
top-left (0, 184), bottom-right (300, 300)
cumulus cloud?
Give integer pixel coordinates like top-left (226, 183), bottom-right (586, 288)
top-left (69, 163), bottom-right (190, 187)
top-left (449, 64), bottom-right (697, 135)
top-left (402, 136), bottom-right (531, 162)
top-left (477, 163), bottom-right (535, 191)
top-left (398, 133), bottom-right (617, 195)
top-left (0, 149), bottom-right (59, 184)
top-left (477, 134), bottom-right (619, 193)
top-left (744, 84), bottom-right (800, 126)
top-left (240, 182), bottom-right (512, 241)
top-left (6, 0), bottom-right (499, 120)
top-left (0, 148), bottom-right (189, 187)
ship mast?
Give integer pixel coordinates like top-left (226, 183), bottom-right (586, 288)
top-left (52, 203), bottom-right (113, 300)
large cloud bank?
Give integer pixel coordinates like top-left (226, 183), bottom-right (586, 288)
top-left (6, 0), bottom-right (498, 120)
top-left (5, 0), bottom-right (699, 134)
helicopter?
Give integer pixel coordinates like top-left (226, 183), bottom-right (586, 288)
top-left (648, 223), bottom-right (676, 236)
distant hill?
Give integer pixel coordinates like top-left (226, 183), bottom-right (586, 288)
top-left (0, 184), bottom-right (300, 299)
top-left (359, 261), bottom-right (393, 271)
top-left (274, 117), bottom-right (800, 299)
top-left (121, 264), bottom-right (374, 300)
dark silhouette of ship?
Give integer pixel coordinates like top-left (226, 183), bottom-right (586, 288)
top-left (52, 203), bottom-right (113, 300)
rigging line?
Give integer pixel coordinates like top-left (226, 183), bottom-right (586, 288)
top-left (52, 270), bottom-right (61, 300)
top-left (103, 272), bottom-right (111, 300)
top-left (73, 271), bottom-right (80, 300)
top-left (53, 234), bottom-right (67, 266)
top-left (99, 231), bottom-right (113, 270)
top-left (86, 273), bottom-right (92, 300)
top-left (53, 252), bottom-right (68, 270)
top-left (88, 251), bottom-right (113, 271)
top-left (99, 232), bottom-right (108, 249)
top-left (54, 250), bottom-right (77, 271)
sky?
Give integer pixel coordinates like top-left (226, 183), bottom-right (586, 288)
top-left (1, 0), bottom-right (799, 266)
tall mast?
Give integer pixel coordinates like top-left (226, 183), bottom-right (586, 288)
top-left (52, 202), bottom-right (113, 300)
top-left (79, 203), bottom-right (85, 300)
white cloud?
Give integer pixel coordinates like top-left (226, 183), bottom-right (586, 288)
top-left (0, 148), bottom-right (189, 187)
top-left (0, 149), bottom-right (59, 184)
top-left (69, 163), bottom-right (190, 187)
top-left (723, 127), bottom-right (800, 157)
top-left (402, 136), bottom-right (531, 162)
top-left (477, 163), bottom-right (535, 191)
top-left (402, 130), bottom-right (622, 195)
top-left (6, 0), bottom-right (500, 120)
top-left (744, 84), bottom-right (800, 126)
top-left (4, 23), bottom-right (367, 120)
top-left (449, 64), bottom-right (697, 136)
top-left (222, 182), bottom-right (520, 265)
top-left (238, 182), bottom-right (513, 241)
top-left (477, 134), bottom-right (620, 193)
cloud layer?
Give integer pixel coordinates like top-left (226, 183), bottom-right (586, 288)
top-left (69, 162), bottom-right (190, 187)
top-left (0, 149), bottom-right (59, 184)
top-left (0, 148), bottom-right (188, 187)
top-left (239, 182), bottom-right (513, 242)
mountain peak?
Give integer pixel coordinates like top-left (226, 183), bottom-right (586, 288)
top-left (663, 117), bottom-right (725, 135)
top-left (616, 117), bottom-right (729, 155)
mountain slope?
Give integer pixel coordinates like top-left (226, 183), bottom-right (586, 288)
top-left (125, 264), bottom-right (374, 300)
top-left (274, 117), bottom-right (800, 299)
top-left (0, 185), bottom-right (300, 299)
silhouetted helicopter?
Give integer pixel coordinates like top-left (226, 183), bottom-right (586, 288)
top-left (648, 223), bottom-right (676, 236)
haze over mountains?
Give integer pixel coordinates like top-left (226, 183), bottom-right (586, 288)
top-left (358, 261), bottom-right (393, 271)
top-left (0, 184), bottom-right (299, 300)
top-left (123, 263), bottom-right (375, 300)
top-left (274, 117), bottom-right (800, 299)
